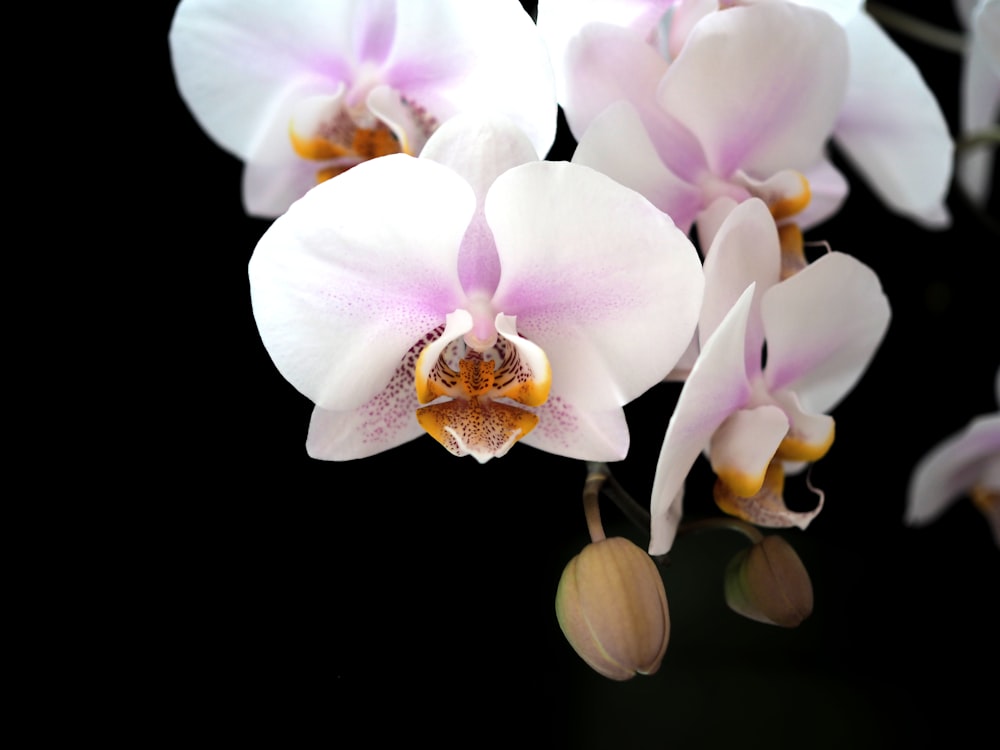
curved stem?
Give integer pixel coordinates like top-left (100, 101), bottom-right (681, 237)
top-left (677, 516), bottom-right (764, 544)
top-left (867, 3), bottom-right (967, 54)
top-left (583, 466), bottom-right (606, 543)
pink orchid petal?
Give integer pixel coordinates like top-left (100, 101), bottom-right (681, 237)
top-left (572, 101), bottom-right (704, 234)
top-left (833, 12), bottom-right (953, 228)
top-left (649, 285), bottom-right (756, 555)
top-left (709, 405), bottom-right (790, 498)
top-left (249, 154), bottom-right (472, 410)
top-left (488, 161), bottom-right (704, 411)
top-left (906, 414), bottom-right (1000, 529)
top-left (658, 2), bottom-right (848, 178)
top-left (762, 252), bottom-right (890, 416)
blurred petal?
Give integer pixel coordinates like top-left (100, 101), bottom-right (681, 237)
top-left (650, 285), bottom-right (756, 555)
top-left (488, 161), bottom-right (704, 411)
top-left (385, 0), bottom-right (558, 158)
top-left (796, 157), bottom-right (850, 230)
top-left (906, 414), bottom-right (1000, 527)
top-left (833, 12), bottom-right (953, 228)
top-left (958, 23), bottom-right (1000, 205)
top-left (762, 252), bottom-right (890, 415)
top-left (170, 0), bottom-right (356, 157)
top-left (249, 154), bottom-right (472, 409)
top-left (658, 3), bottom-right (848, 177)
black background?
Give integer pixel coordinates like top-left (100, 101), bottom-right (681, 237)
top-left (158, 1), bottom-right (997, 746)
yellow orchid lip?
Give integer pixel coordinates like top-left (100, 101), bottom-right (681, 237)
top-left (412, 310), bottom-right (552, 462)
top-left (290, 118), bottom-right (403, 184)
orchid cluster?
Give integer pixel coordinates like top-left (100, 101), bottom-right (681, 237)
top-left (170, 0), bottom-right (999, 681)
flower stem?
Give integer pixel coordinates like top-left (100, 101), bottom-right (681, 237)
top-left (867, 3), bottom-right (966, 54)
top-left (585, 461), bottom-right (652, 538)
top-left (582, 468), bottom-right (606, 543)
top-left (677, 516), bottom-right (764, 544)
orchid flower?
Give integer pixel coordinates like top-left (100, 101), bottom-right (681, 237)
top-left (248, 115), bottom-right (704, 463)
top-left (906, 366), bottom-right (1000, 547)
top-left (537, 0), bottom-right (953, 231)
top-left (169, 0), bottom-right (557, 218)
top-left (955, 0), bottom-right (1000, 208)
top-left (648, 197), bottom-right (890, 555)
top-left (537, 0), bottom-right (850, 235)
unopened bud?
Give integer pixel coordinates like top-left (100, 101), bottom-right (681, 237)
top-left (724, 534), bottom-right (813, 627)
top-left (555, 537), bottom-right (670, 680)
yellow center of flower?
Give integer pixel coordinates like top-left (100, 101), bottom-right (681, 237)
top-left (412, 318), bottom-right (552, 463)
top-left (290, 119), bottom-right (403, 183)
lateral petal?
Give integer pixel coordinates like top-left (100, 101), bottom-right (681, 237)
top-left (761, 252), bottom-right (890, 416)
top-left (710, 405), bottom-right (790, 498)
top-left (906, 414), bottom-right (1000, 528)
top-left (657, 2), bottom-right (848, 177)
top-left (649, 285), bottom-right (756, 555)
top-left (832, 12), bottom-right (953, 228)
top-left (249, 154), bottom-right (472, 410)
top-left (488, 161), bottom-right (704, 411)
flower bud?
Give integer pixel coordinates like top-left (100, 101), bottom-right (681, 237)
top-left (724, 534), bottom-right (813, 627)
top-left (555, 537), bottom-right (670, 680)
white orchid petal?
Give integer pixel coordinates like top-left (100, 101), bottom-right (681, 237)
top-left (488, 161), bottom-right (704, 410)
top-left (572, 101), bottom-right (704, 234)
top-left (658, 2), bottom-right (848, 177)
top-left (649, 285), bottom-right (756, 555)
top-left (242, 158), bottom-right (329, 219)
top-left (537, 0), bottom-right (677, 101)
top-left (958, 31), bottom-right (1000, 205)
top-left (770, 390), bottom-right (836, 463)
top-left (833, 12), bottom-right (953, 227)
top-left (560, 21), bottom-right (669, 140)
top-left (384, 1), bottom-right (557, 158)
top-left (521, 400), bottom-right (632, 462)
top-left (701, 198), bottom-right (782, 379)
top-left (792, 0), bottom-right (864, 26)
top-left (249, 154), bottom-right (472, 410)
top-left (420, 113), bottom-right (539, 205)
top-left (762, 252), bottom-right (890, 415)
top-left (906, 414), bottom-right (1000, 527)
top-left (170, 0), bottom-right (357, 157)
top-left (306, 348), bottom-right (428, 460)
top-left (710, 405), bottom-right (790, 498)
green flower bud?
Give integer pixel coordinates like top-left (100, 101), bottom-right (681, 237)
top-left (724, 534), bottom-right (813, 627)
top-left (555, 537), bottom-right (670, 680)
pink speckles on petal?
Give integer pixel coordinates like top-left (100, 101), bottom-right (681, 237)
top-left (521, 395), bottom-right (630, 461)
top-left (306, 326), bottom-right (443, 460)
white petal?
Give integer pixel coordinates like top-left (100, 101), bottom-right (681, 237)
top-left (536, 0), bottom-right (676, 100)
top-left (762, 252), bottom-right (890, 415)
top-left (958, 28), bottom-right (1000, 206)
top-left (170, 0), bottom-right (359, 158)
top-left (385, 0), bottom-right (558, 158)
top-left (521, 399), bottom-right (632, 461)
top-left (248, 154), bottom-right (473, 410)
top-left (792, 0), bottom-right (864, 26)
top-left (487, 161), bottom-right (704, 411)
top-left (709, 405), bottom-right (790, 498)
top-left (306, 345), bottom-right (428, 460)
top-left (419, 113), bottom-right (539, 205)
top-left (700, 198), bottom-right (782, 380)
top-left (657, 2), bottom-right (848, 177)
top-left (649, 285), bottom-right (756, 555)
top-left (572, 101), bottom-right (704, 234)
top-left (833, 12), bottom-right (954, 228)
top-left (906, 414), bottom-right (1000, 526)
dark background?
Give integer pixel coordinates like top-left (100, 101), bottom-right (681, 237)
top-left (158, 1), bottom-right (997, 746)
